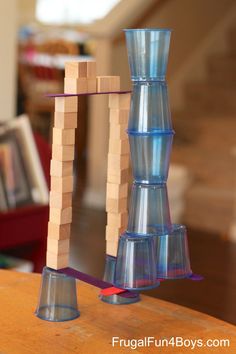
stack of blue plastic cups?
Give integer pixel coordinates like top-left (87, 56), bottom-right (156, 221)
top-left (114, 29), bottom-right (192, 291)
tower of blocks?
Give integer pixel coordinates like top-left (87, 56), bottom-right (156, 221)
top-left (46, 60), bottom-right (130, 269)
top-left (106, 94), bottom-right (131, 257)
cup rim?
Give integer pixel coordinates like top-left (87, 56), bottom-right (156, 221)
top-left (127, 129), bottom-right (175, 136)
top-left (124, 28), bottom-right (172, 33)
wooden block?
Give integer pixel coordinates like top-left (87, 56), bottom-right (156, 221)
top-left (52, 145), bottom-right (75, 161)
top-left (107, 212), bottom-right (128, 228)
top-left (52, 128), bottom-right (75, 145)
top-left (96, 76), bottom-right (120, 93)
top-left (55, 96), bottom-right (78, 112)
top-left (107, 165), bottom-right (129, 177)
top-left (46, 251), bottom-right (69, 270)
top-left (107, 169), bottom-right (129, 184)
top-left (54, 112), bottom-right (77, 129)
top-left (106, 183), bottom-right (128, 199)
top-left (48, 222), bottom-right (71, 240)
top-left (51, 176), bottom-right (73, 193)
top-left (64, 78), bottom-right (87, 94)
top-left (109, 109), bottom-right (129, 124)
top-left (108, 139), bottom-right (129, 155)
top-left (106, 241), bottom-right (119, 257)
top-left (49, 191), bottom-right (72, 209)
top-left (87, 78), bottom-right (97, 93)
top-left (96, 76), bottom-right (110, 93)
top-left (110, 76), bottom-right (121, 91)
top-left (50, 160), bottom-right (73, 177)
top-left (106, 197), bottom-right (127, 213)
top-left (107, 154), bottom-right (129, 171)
top-left (65, 61), bottom-right (96, 78)
top-left (87, 61), bottom-right (96, 77)
top-left (109, 93), bottom-right (131, 109)
top-left (65, 61), bottom-right (87, 78)
top-left (105, 225), bottom-right (125, 241)
top-left (47, 238), bottom-right (70, 255)
top-left (49, 207), bottom-right (72, 225)
top-left (109, 123), bottom-right (127, 140)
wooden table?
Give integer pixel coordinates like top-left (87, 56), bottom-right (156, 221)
top-left (0, 270), bottom-right (235, 353)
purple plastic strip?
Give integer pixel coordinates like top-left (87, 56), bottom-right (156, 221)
top-left (188, 273), bottom-right (204, 281)
top-left (46, 90), bottom-right (131, 98)
top-left (58, 267), bottom-right (138, 298)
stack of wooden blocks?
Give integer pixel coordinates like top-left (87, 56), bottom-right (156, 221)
top-left (47, 95), bottom-right (78, 269)
top-left (64, 61), bottom-right (120, 94)
top-left (106, 93), bottom-right (131, 257)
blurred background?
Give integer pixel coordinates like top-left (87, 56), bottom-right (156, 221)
top-left (0, 0), bottom-right (236, 325)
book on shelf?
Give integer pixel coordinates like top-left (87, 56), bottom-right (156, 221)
top-left (0, 115), bottom-right (49, 212)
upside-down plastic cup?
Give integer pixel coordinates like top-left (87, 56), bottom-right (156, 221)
top-left (128, 130), bottom-right (174, 184)
top-left (35, 267), bottom-right (80, 322)
top-left (127, 182), bottom-right (172, 235)
top-left (114, 233), bottom-right (160, 290)
top-left (156, 224), bottom-right (192, 279)
top-left (129, 81), bottom-right (172, 131)
top-left (125, 29), bottom-right (171, 81)
top-left (100, 255), bottom-right (140, 305)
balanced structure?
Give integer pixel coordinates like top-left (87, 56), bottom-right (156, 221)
top-left (36, 29), bottom-right (193, 322)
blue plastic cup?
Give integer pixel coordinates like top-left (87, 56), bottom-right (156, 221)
top-left (125, 29), bottom-right (171, 81)
top-left (129, 81), bottom-right (172, 131)
top-left (156, 224), bottom-right (192, 279)
top-left (127, 182), bottom-right (172, 235)
top-left (100, 255), bottom-right (140, 304)
top-left (114, 233), bottom-right (160, 290)
top-left (35, 267), bottom-right (80, 322)
top-left (128, 131), bottom-right (173, 183)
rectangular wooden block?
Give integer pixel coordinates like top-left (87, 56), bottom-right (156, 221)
top-left (106, 225), bottom-right (125, 241)
top-left (52, 128), bottom-right (75, 145)
top-left (47, 238), bottom-right (70, 255)
top-left (46, 251), bottom-right (69, 270)
top-left (96, 76), bottom-right (120, 93)
top-left (107, 212), bottom-right (128, 228)
top-left (109, 93), bottom-right (131, 109)
top-left (50, 160), bottom-right (73, 177)
top-left (49, 207), bottom-right (72, 225)
top-left (52, 145), bottom-right (75, 162)
top-left (110, 76), bottom-right (121, 91)
top-left (107, 168), bottom-right (129, 184)
top-left (51, 176), bottom-right (73, 193)
top-left (107, 154), bottom-right (129, 171)
top-left (108, 139), bottom-right (129, 155)
top-left (87, 78), bottom-right (97, 93)
top-left (109, 109), bottom-right (129, 124)
top-left (106, 241), bottom-right (119, 257)
top-left (106, 197), bottom-right (127, 213)
top-left (65, 61), bottom-right (87, 78)
top-left (54, 112), bottom-right (77, 129)
top-left (106, 183), bottom-right (128, 199)
top-left (87, 61), bottom-right (96, 77)
top-left (55, 96), bottom-right (78, 112)
top-left (49, 191), bottom-right (72, 209)
top-left (109, 123), bottom-right (128, 140)
top-left (64, 78), bottom-right (87, 94)
top-left (48, 222), bottom-right (71, 240)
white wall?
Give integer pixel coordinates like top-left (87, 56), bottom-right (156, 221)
top-left (0, 0), bottom-right (17, 121)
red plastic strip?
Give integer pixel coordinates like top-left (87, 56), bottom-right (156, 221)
top-left (100, 287), bottom-right (126, 296)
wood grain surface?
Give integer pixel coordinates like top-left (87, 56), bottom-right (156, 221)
top-left (0, 270), bottom-right (235, 354)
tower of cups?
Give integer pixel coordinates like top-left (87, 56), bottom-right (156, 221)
top-left (114, 29), bottom-right (192, 290)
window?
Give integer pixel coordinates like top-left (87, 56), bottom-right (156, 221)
top-left (36, 0), bottom-right (120, 25)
